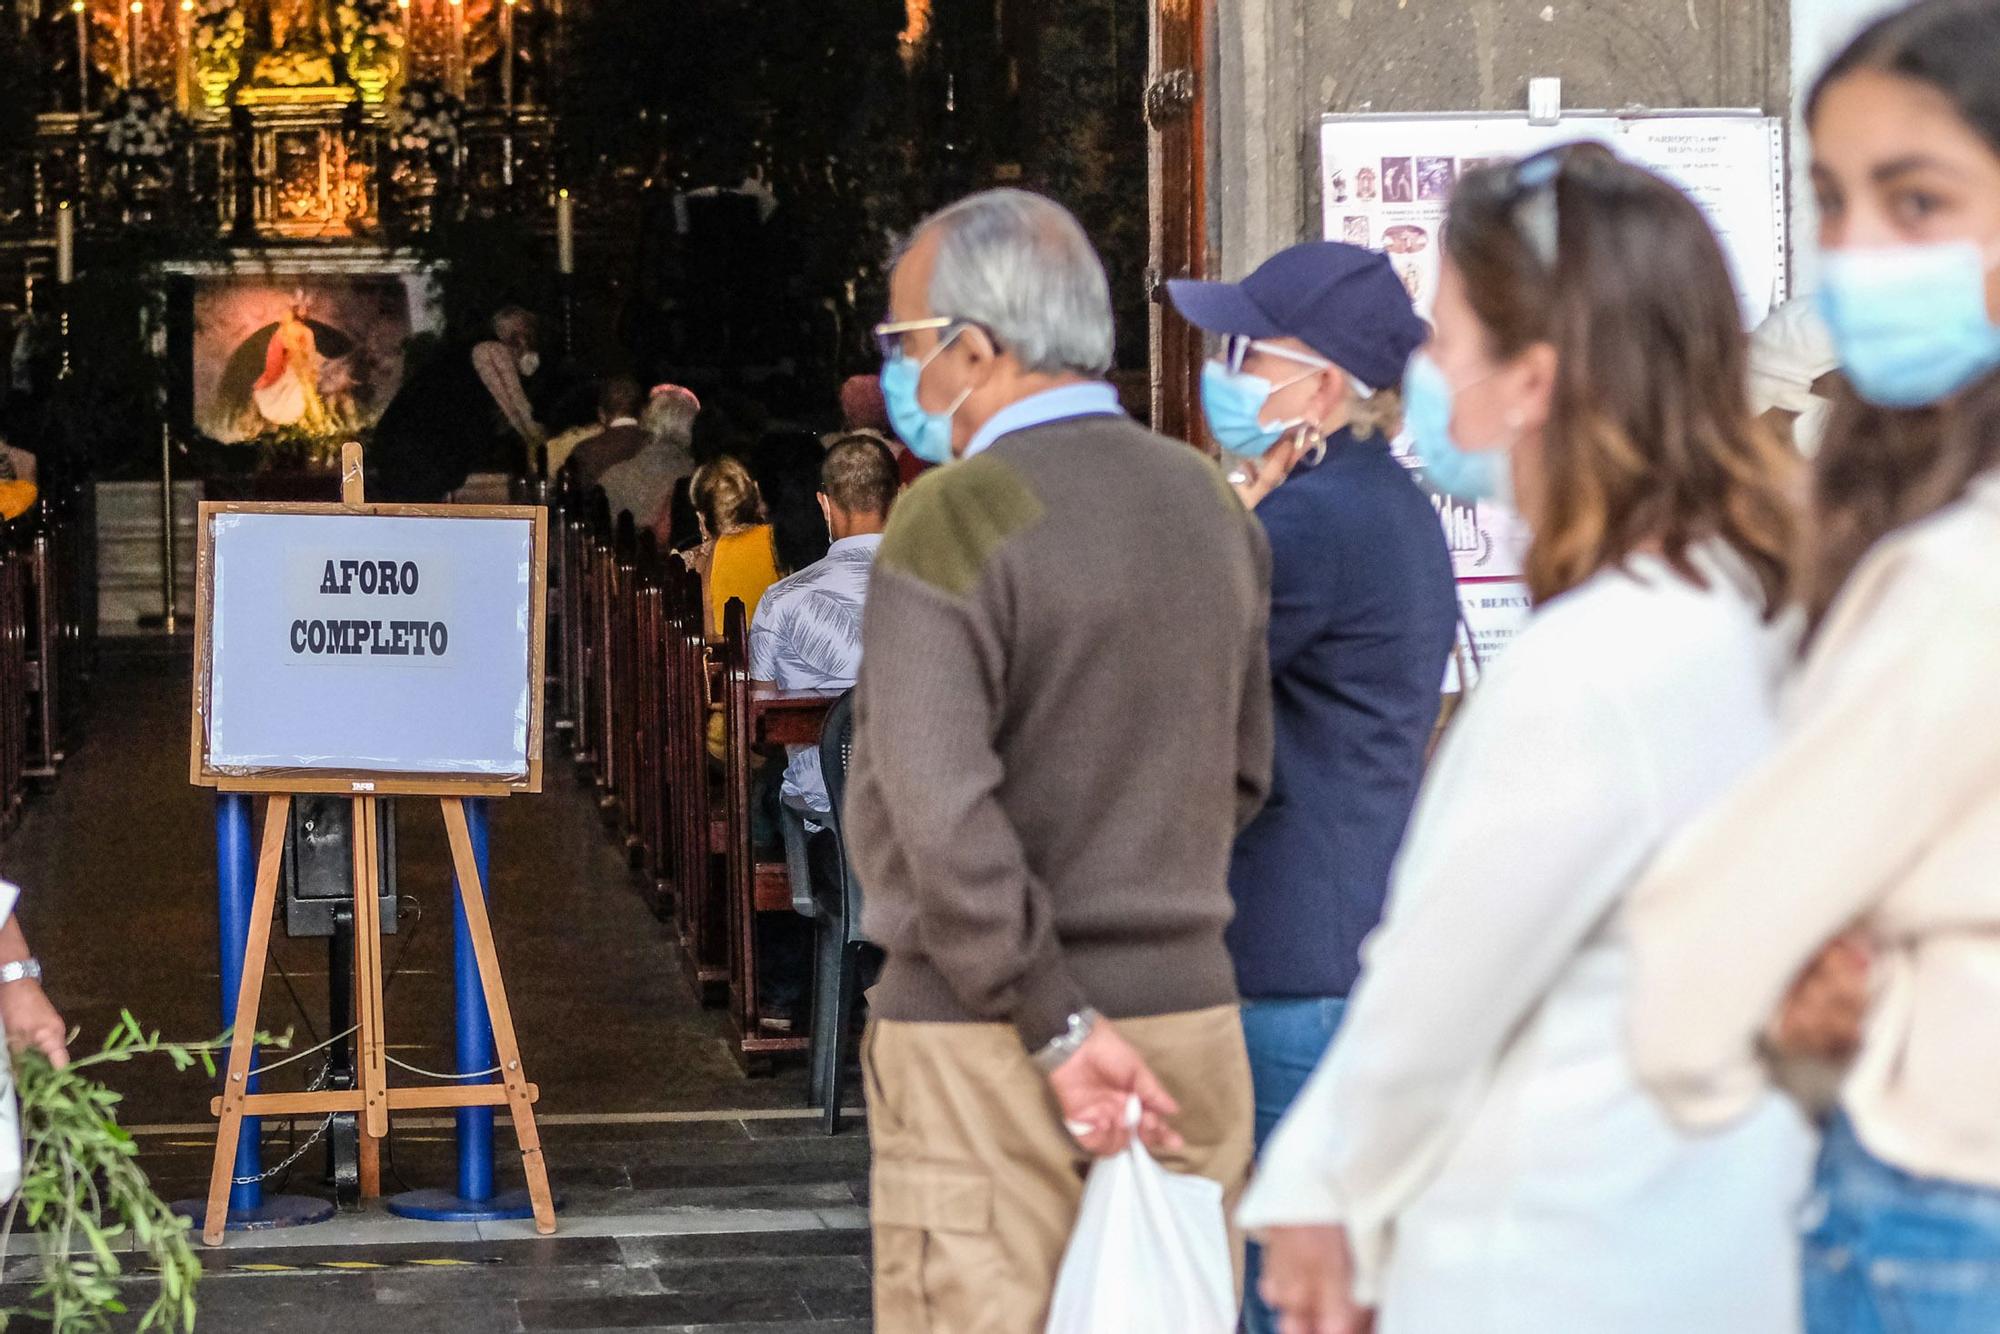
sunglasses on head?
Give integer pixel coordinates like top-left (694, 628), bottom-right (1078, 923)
top-left (1496, 145), bottom-right (1575, 271)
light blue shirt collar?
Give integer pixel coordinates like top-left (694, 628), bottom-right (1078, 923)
top-left (827, 533), bottom-right (884, 557)
top-left (962, 382), bottom-right (1125, 460)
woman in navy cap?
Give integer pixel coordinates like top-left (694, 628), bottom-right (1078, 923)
top-left (1169, 243), bottom-right (1458, 1334)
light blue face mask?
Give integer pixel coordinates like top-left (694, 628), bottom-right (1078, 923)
top-left (1402, 353), bottom-right (1506, 503)
top-left (1816, 242), bottom-right (2000, 408)
top-left (1200, 360), bottom-right (1317, 459)
top-left (881, 327), bottom-right (970, 464)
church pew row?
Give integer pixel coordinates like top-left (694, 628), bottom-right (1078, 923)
top-left (548, 474), bottom-right (828, 1071)
top-left (0, 481), bottom-right (95, 837)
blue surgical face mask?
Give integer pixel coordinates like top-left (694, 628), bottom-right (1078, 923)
top-left (1402, 352), bottom-right (1505, 503)
top-left (1816, 242), bottom-right (2000, 408)
top-left (1200, 360), bottom-right (1316, 459)
top-left (881, 328), bottom-right (970, 464)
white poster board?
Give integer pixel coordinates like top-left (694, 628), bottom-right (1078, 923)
top-left (1319, 110), bottom-right (1787, 677)
top-left (197, 508), bottom-right (544, 785)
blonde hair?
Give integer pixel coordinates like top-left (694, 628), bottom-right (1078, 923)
top-left (1346, 384), bottom-right (1403, 442)
top-left (690, 456), bottom-right (764, 538)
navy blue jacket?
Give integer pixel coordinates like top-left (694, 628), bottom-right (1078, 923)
top-left (1226, 427), bottom-right (1457, 1000)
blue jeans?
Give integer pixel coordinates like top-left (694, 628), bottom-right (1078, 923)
top-left (1239, 996), bottom-right (1348, 1334)
top-left (1804, 1112), bottom-right (2000, 1333)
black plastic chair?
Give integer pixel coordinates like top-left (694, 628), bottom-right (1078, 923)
top-left (809, 689), bottom-right (868, 1135)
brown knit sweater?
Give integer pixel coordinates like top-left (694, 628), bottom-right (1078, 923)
top-left (847, 412), bottom-right (1274, 1051)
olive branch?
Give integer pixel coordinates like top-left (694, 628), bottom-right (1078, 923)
top-left (0, 1013), bottom-right (291, 1333)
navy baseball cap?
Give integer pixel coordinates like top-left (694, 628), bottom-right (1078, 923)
top-left (1168, 242), bottom-right (1427, 392)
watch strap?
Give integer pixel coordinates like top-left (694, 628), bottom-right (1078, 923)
top-left (1031, 1007), bottom-right (1100, 1073)
top-left (0, 958), bottom-right (42, 985)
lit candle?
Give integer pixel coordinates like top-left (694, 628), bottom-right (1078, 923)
top-left (127, 0), bottom-right (142, 88)
top-left (556, 189), bottom-right (574, 275)
top-left (176, 0), bottom-right (193, 110)
top-left (72, 0), bottom-right (88, 111)
top-left (448, 0), bottom-right (464, 100)
top-left (501, 0), bottom-right (515, 114)
top-left (56, 203), bottom-right (74, 285)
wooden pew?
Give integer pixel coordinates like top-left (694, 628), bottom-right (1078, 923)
top-left (0, 523), bottom-right (27, 826)
top-left (717, 595), bottom-right (841, 1066)
top-left (552, 469), bottom-right (584, 744)
top-left (630, 532), bottom-right (668, 909)
top-left (606, 511), bottom-right (640, 843)
top-left (577, 488), bottom-right (613, 773)
top-left (666, 560), bottom-right (728, 999)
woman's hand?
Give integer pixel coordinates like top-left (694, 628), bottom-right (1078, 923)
top-left (1260, 1223), bottom-right (1373, 1334)
top-left (1228, 435), bottom-right (1307, 510)
top-left (0, 978), bottom-right (68, 1069)
top-left (1771, 931), bottom-right (1870, 1061)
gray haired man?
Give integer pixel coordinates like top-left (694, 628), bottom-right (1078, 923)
top-left (848, 188), bottom-right (1274, 1330)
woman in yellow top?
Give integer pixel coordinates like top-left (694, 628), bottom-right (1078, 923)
top-left (686, 454), bottom-right (780, 761)
top-left (685, 455), bottom-right (781, 639)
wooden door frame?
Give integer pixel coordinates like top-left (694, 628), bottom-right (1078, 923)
top-left (1147, 0), bottom-right (1208, 446)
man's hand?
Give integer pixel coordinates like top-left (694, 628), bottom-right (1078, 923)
top-left (1771, 931), bottom-right (1870, 1062)
top-left (1260, 1224), bottom-right (1372, 1334)
top-left (1046, 1020), bottom-right (1182, 1157)
top-left (0, 979), bottom-right (68, 1069)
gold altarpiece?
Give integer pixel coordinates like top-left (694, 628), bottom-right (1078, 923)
top-left (23, 0), bottom-right (559, 240)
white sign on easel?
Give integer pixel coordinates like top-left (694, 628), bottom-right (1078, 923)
top-left (197, 505), bottom-right (546, 787)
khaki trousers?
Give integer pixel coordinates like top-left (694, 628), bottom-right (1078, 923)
top-left (864, 1005), bottom-right (1254, 1334)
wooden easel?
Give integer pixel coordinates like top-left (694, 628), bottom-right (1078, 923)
top-left (199, 445), bottom-right (555, 1245)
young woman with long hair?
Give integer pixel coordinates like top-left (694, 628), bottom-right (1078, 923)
top-left (1629, 3), bottom-right (2000, 1328)
top-left (1242, 144), bottom-right (1815, 1332)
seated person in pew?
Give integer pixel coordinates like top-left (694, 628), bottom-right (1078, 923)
top-left (687, 453), bottom-right (784, 762)
top-left (747, 433), bottom-right (900, 1031)
top-left (0, 399), bottom-right (37, 521)
top-left (684, 454), bottom-right (781, 642)
top-left (597, 382), bottom-right (700, 531)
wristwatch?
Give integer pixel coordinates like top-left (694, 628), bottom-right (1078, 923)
top-left (1032, 1007), bottom-right (1101, 1073)
top-left (0, 958), bottom-right (42, 986)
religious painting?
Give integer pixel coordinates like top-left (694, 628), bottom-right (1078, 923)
top-left (193, 275), bottom-right (416, 444)
top-left (1380, 157), bottom-right (1414, 203)
top-left (1416, 156), bottom-right (1458, 201)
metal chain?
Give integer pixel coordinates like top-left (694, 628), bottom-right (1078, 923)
top-left (228, 896), bottom-right (436, 1186)
top-left (231, 1058), bottom-right (336, 1187)
top-left (233, 1113), bottom-right (335, 1186)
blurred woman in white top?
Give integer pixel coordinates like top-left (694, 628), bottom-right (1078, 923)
top-left (1629, 2), bottom-right (2000, 1329)
top-left (1242, 143), bottom-right (1816, 1334)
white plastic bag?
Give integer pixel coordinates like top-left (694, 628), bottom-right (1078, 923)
top-left (1045, 1098), bottom-right (1236, 1334)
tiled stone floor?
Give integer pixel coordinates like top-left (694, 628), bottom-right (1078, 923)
top-left (0, 641), bottom-right (872, 1331)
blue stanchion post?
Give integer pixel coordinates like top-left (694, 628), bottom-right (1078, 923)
top-left (172, 797), bottom-right (334, 1233)
top-left (455, 797), bottom-right (495, 1204)
top-left (215, 793), bottom-right (263, 1215)
top-left (388, 797), bottom-right (544, 1222)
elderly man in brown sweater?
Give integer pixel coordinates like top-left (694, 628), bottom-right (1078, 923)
top-left (848, 188), bottom-right (1273, 1332)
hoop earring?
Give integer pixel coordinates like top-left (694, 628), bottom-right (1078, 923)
top-left (1298, 426), bottom-right (1328, 468)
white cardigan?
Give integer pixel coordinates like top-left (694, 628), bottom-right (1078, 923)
top-left (1238, 547), bottom-right (1815, 1334)
top-left (1630, 471), bottom-right (2000, 1189)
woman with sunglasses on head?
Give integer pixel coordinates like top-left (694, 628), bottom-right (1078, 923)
top-left (1242, 144), bottom-right (1814, 1334)
top-left (1627, 4), bottom-right (2000, 1328)
top-left (1166, 245), bottom-right (1458, 1334)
